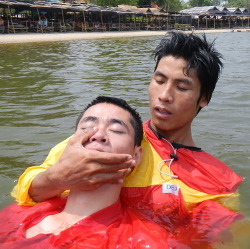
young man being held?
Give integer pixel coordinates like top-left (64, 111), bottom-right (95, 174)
top-left (0, 96), bottom-right (176, 248)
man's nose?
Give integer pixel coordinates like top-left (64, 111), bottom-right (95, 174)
top-left (89, 129), bottom-right (107, 143)
top-left (158, 84), bottom-right (174, 103)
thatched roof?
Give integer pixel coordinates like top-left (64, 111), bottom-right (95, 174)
top-left (0, 0), bottom-right (169, 16)
top-left (240, 8), bottom-right (249, 15)
top-left (118, 4), bottom-right (169, 16)
top-left (180, 6), bottom-right (249, 16)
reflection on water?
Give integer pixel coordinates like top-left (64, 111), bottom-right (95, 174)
top-left (0, 32), bottom-right (250, 245)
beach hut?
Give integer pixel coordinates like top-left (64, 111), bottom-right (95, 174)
top-left (0, 1), bottom-right (249, 33)
top-left (180, 6), bottom-right (250, 29)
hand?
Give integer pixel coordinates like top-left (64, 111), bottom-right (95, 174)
top-left (45, 128), bottom-right (136, 192)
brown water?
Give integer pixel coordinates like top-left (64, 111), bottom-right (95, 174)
top-left (0, 32), bottom-right (249, 247)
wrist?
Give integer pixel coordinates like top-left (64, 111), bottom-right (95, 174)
top-left (45, 165), bottom-right (66, 192)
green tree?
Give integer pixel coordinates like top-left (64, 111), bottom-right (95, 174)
top-left (154, 0), bottom-right (183, 11)
top-left (188, 0), bottom-right (220, 7)
top-left (225, 0), bottom-right (250, 8)
top-left (96, 0), bottom-right (138, 7)
top-left (137, 0), bottom-right (151, 7)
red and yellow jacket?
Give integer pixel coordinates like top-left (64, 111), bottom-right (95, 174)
top-left (121, 120), bottom-right (242, 213)
top-left (11, 120), bottom-right (243, 245)
top-left (12, 120), bottom-right (242, 212)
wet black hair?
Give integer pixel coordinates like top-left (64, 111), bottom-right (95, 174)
top-left (154, 32), bottom-right (223, 112)
top-left (76, 96), bottom-right (143, 146)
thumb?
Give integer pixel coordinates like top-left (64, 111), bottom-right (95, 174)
top-left (73, 127), bottom-right (97, 145)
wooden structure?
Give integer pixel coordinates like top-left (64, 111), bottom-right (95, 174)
top-left (0, 0), bottom-right (193, 33)
top-left (180, 6), bottom-right (250, 30)
top-left (0, 1), bottom-right (249, 33)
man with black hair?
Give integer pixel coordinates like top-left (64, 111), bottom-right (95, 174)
top-left (0, 96), bottom-right (174, 248)
top-left (12, 32), bottom-right (243, 247)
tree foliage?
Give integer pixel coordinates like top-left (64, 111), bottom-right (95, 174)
top-left (153, 0), bottom-right (183, 11)
top-left (187, 0), bottom-right (250, 8)
top-left (188, 0), bottom-right (220, 7)
top-left (137, 0), bottom-right (151, 7)
top-left (96, 0), bottom-right (184, 11)
top-left (96, 0), bottom-right (138, 7)
top-left (225, 0), bottom-right (250, 8)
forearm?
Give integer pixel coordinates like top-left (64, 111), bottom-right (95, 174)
top-left (28, 168), bottom-right (66, 203)
top-left (11, 137), bottom-right (70, 205)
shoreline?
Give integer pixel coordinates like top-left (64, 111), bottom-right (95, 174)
top-left (0, 29), bottom-right (249, 44)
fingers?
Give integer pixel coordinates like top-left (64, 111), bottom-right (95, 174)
top-left (68, 129), bottom-right (134, 167)
top-left (88, 157), bottom-right (136, 174)
top-left (87, 149), bottom-right (133, 164)
top-left (79, 127), bottom-right (97, 144)
top-left (69, 128), bottom-right (96, 147)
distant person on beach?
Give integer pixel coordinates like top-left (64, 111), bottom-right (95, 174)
top-left (11, 32), bottom-right (243, 247)
top-left (0, 17), bottom-right (4, 33)
top-left (0, 17), bottom-right (4, 26)
top-left (38, 16), bottom-right (48, 26)
top-left (0, 96), bottom-right (173, 248)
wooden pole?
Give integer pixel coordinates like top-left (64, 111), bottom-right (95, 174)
top-left (134, 14), bottom-right (136, 30)
top-left (8, 4), bottom-right (15, 33)
top-left (61, 9), bottom-right (65, 26)
top-left (147, 13), bottom-right (149, 30)
top-left (167, 15), bottom-right (168, 30)
top-left (118, 13), bottom-right (120, 31)
top-left (83, 11), bottom-right (86, 32)
top-left (100, 11), bottom-right (104, 30)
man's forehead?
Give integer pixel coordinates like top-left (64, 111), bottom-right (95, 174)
top-left (82, 103), bottom-right (131, 124)
top-left (156, 56), bottom-right (199, 83)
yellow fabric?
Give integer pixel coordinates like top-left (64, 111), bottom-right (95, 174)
top-left (124, 133), bottom-right (239, 211)
top-left (12, 133), bottom-right (239, 210)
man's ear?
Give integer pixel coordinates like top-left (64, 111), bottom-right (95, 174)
top-left (133, 146), bottom-right (143, 166)
top-left (199, 95), bottom-right (208, 109)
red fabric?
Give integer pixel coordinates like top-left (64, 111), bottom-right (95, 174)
top-left (121, 185), bottom-right (188, 232)
top-left (0, 197), bottom-right (177, 249)
top-left (176, 200), bottom-right (244, 248)
top-left (0, 121), bottom-right (243, 248)
top-left (120, 184), bottom-right (243, 248)
top-left (143, 120), bottom-right (243, 195)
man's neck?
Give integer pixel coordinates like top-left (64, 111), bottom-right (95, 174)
top-left (149, 121), bottom-right (196, 147)
top-left (63, 184), bottom-right (121, 220)
top-left (26, 184), bottom-right (121, 237)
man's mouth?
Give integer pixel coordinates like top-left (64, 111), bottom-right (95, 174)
top-left (83, 143), bottom-right (108, 153)
top-left (154, 107), bottom-right (172, 119)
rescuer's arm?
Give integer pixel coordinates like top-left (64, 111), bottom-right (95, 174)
top-left (12, 129), bottom-right (135, 205)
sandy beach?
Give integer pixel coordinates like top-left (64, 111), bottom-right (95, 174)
top-left (0, 29), bottom-right (249, 44)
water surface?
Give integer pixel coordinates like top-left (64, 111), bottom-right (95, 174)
top-left (0, 31), bottom-right (249, 246)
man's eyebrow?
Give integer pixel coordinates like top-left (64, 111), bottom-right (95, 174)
top-left (80, 116), bottom-right (98, 123)
top-left (154, 71), bottom-right (167, 79)
top-left (155, 71), bottom-right (193, 85)
top-left (176, 78), bottom-right (193, 85)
